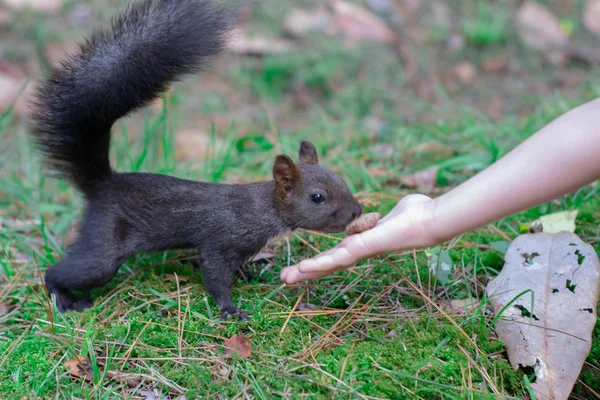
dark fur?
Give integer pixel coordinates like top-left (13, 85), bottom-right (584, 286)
top-left (28, 0), bottom-right (362, 319)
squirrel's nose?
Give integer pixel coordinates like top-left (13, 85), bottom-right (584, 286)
top-left (351, 203), bottom-right (363, 220)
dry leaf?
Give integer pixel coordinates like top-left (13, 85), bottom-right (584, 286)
top-left (0, 301), bottom-right (16, 315)
top-left (106, 370), bottom-right (143, 387)
top-left (535, 210), bottom-right (579, 234)
top-left (211, 360), bottom-right (232, 382)
top-left (296, 303), bottom-right (318, 312)
top-left (398, 165), bottom-right (438, 194)
top-left (223, 332), bottom-right (252, 358)
top-left (409, 77), bottom-right (434, 101)
top-left (0, 8), bottom-right (12, 27)
top-left (583, 0), bottom-right (600, 36)
top-left (481, 97), bottom-right (504, 122)
top-left (0, 72), bottom-right (25, 113)
top-left (227, 27), bottom-right (296, 55)
top-left (448, 61), bottom-right (477, 86)
top-left (482, 56), bottom-right (508, 74)
top-left (283, 8), bottom-right (330, 37)
top-left (0, 58), bottom-right (33, 116)
top-left (438, 298), bottom-right (478, 316)
top-left (136, 389), bottom-right (162, 400)
top-left (407, 140), bottom-right (449, 156)
top-left (175, 130), bottom-right (220, 163)
top-left (3, 0), bottom-right (62, 13)
top-left (516, 2), bottom-right (568, 66)
top-left (354, 192), bottom-right (381, 208)
top-left (486, 232), bottom-right (600, 400)
top-left (368, 165), bottom-right (388, 178)
top-left (64, 355), bottom-right (93, 381)
top-left (330, 0), bottom-right (395, 45)
top-left (164, 274), bottom-right (190, 283)
top-left (345, 212), bottom-right (381, 235)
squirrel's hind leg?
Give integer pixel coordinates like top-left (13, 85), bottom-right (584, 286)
top-left (44, 271), bottom-right (93, 312)
top-left (44, 244), bottom-right (126, 313)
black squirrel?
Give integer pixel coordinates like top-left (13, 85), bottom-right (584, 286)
top-left (28, 0), bottom-right (363, 319)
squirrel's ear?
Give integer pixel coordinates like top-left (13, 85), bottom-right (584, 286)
top-left (273, 155), bottom-right (301, 195)
top-left (299, 141), bottom-right (318, 164)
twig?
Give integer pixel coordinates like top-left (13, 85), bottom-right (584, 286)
top-left (279, 287), bottom-right (306, 336)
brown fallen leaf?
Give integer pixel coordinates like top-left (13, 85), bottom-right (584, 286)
top-left (0, 58), bottom-right (33, 117)
top-left (175, 129), bottom-right (220, 163)
top-left (368, 165), bottom-right (388, 178)
top-left (296, 303), bottom-right (318, 312)
top-left (3, 0), bottom-right (62, 13)
top-left (0, 8), bottom-right (12, 27)
top-left (354, 192), bottom-right (381, 208)
top-left (408, 76), bottom-right (434, 101)
top-left (407, 141), bottom-right (452, 157)
top-left (283, 8), bottom-right (330, 37)
top-left (486, 232), bottom-right (600, 400)
top-left (438, 298), bottom-right (479, 316)
top-left (0, 71), bottom-right (26, 114)
top-left (330, 0), bottom-right (395, 45)
top-left (211, 359), bottom-right (232, 382)
top-left (64, 355), bottom-right (93, 381)
top-left (583, 0), bottom-right (600, 36)
top-left (227, 27), bottom-right (296, 55)
top-left (481, 97), bottom-right (504, 122)
top-left (164, 274), bottom-right (191, 283)
top-left (385, 329), bottom-right (398, 338)
top-left (223, 332), bottom-right (252, 358)
top-left (448, 61), bottom-right (477, 86)
top-left (345, 212), bottom-right (381, 236)
top-left (106, 370), bottom-right (143, 388)
top-left (516, 1), bottom-right (568, 66)
top-left (0, 301), bottom-right (16, 315)
top-left (397, 165), bottom-right (439, 194)
top-left (482, 56), bottom-right (508, 74)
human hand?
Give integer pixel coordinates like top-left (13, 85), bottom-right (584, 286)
top-left (280, 194), bottom-right (435, 284)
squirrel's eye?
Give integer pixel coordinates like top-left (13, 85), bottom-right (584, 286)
top-left (311, 193), bottom-right (325, 204)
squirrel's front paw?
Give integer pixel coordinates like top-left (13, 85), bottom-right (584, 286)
top-left (220, 307), bottom-right (250, 321)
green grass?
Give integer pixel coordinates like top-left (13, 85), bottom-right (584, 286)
top-left (1, 0), bottom-right (600, 398)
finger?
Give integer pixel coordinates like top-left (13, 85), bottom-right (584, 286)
top-left (296, 227), bottom-right (387, 274)
top-left (280, 265), bottom-right (332, 284)
top-left (279, 242), bottom-right (350, 281)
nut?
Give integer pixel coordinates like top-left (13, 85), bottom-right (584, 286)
top-left (344, 212), bottom-right (381, 236)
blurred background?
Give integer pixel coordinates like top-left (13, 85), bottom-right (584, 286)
top-left (1, 1), bottom-right (600, 398)
top-left (2, 0), bottom-right (600, 189)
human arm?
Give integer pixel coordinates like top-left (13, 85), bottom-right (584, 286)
top-left (280, 97), bottom-right (600, 284)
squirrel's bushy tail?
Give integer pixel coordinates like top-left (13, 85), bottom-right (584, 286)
top-left (29, 0), bottom-right (235, 194)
